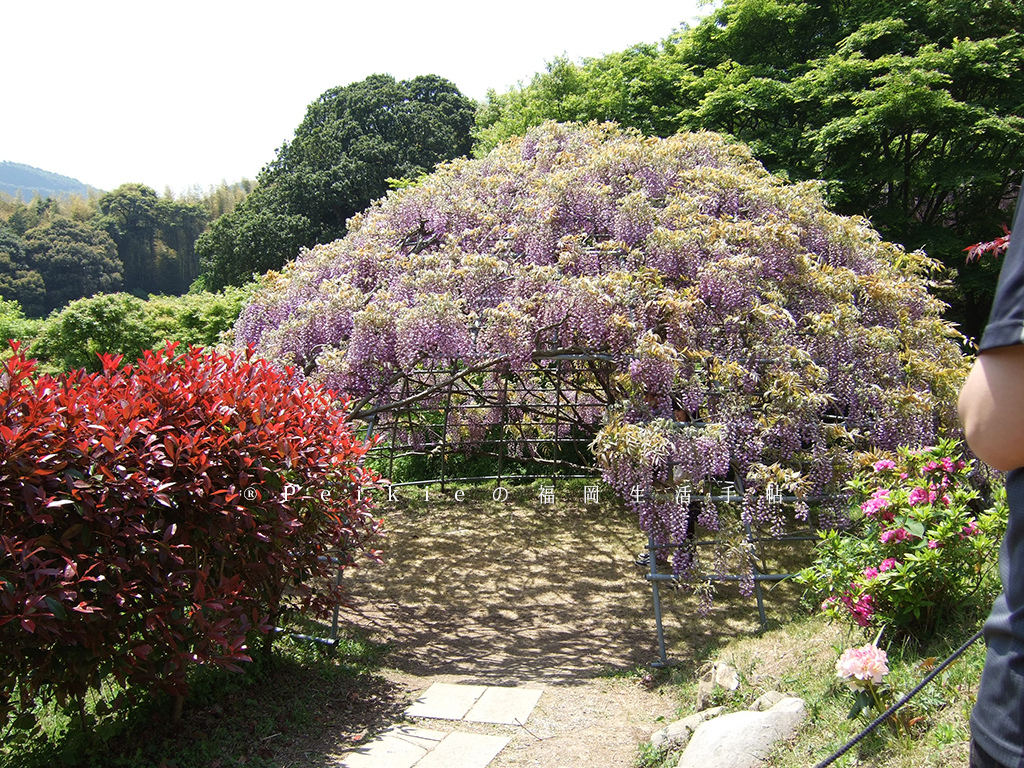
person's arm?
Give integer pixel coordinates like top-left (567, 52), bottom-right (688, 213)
top-left (958, 344), bottom-right (1024, 471)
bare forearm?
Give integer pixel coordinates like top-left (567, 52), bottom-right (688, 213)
top-left (958, 344), bottom-right (1024, 471)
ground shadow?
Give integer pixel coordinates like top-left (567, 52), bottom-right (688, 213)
top-left (340, 487), bottom-right (808, 685)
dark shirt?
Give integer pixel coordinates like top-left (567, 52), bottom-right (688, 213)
top-left (971, 187), bottom-right (1024, 768)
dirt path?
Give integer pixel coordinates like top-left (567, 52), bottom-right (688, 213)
top-left (334, 489), bottom-right (768, 767)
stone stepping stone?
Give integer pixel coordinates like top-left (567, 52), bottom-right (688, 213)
top-left (338, 726), bottom-right (509, 768)
top-left (405, 682), bottom-right (543, 725)
top-left (414, 732), bottom-right (510, 768)
top-left (339, 725), bottom-right (446, 768)
top-left (406, 682), bottom-right (488, 721)
top-left (464, 686), bottom-right (544, 725)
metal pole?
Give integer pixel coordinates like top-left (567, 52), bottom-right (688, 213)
top-left (648, 534), bottom-right (669, 668)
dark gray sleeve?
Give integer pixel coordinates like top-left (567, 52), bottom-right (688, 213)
top-left (979, 186), bottom-right (1024, 352)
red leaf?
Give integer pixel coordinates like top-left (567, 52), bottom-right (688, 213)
top-left (21, 617), bottom-right (35, 633)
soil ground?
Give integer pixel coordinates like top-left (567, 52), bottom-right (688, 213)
top-left (325, 485), bottom-right (797, 767)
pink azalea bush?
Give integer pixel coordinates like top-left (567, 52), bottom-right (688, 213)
top-left (796, 439), bottom-right (1005, 639)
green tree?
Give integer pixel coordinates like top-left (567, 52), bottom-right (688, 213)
top-left (475, 0), bottom-right (1024, 339)
top-left (197, 73), bottom-right (477, 290)
top-left (22, 218), bottom-right (122, 315)
top-left (30, 292), bottom-right (156, 372)
top-left (95, 183), bottom-right (160, 293)
top-left (0, 226), bottom-right (45, 317)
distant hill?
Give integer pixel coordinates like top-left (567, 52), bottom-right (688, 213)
top-left (0, 161), bottom-right (97, 200)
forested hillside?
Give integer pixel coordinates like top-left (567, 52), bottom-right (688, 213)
top-left (0, 161), bottom-right (93, 200)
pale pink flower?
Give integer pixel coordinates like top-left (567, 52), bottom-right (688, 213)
top-left (836, 644), bottom-right (889, 691)
top-left (873, 459), bottom-right (897, 472)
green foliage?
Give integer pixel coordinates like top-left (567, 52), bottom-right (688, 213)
top-left (95, 183), bottom-right (208, 295)
top-left (0, 298), bottom-right (40, 351)
top-left (0, 226), bottom-right (45, 317)
top-left (27, 286), bottom-right (255, 373)
top-left (141, 285), bottom-right (256, 350)
top-left (22, 217), bottom-right (122, 315)
top-left (476, 0), bottom-right (1024, 339)
top-left (796, 439), bottom-right (1006, 641)
top-left (29, 293), bottom-right (156, 372)
top-left (197, 73), bottom-right (477, 290)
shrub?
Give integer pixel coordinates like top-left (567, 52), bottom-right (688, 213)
top-left (0, 342), bottom-right (381, 730)
top-left (795, 439), bottom-right (1005, 640)
top-left (28, 292), bottom-right (156, 373)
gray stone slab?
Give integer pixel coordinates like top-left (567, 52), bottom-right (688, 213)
top-left (464, 686), bottom-right (543, 725)
top-left (413, 732), bottom-right (510, 768)
top-left (406, 682), bottom-right (487, 721)
top-left (338, 725), bottom-right (446, 768)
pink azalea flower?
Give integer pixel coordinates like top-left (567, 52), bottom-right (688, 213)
top-left (861, 489), bottom-right (892, 516)
top-left (924, 460), bottom-right (941, 473)
top-left (927, 540), bottom-right (941, 549)
top-left (862, 567), bottom-right (879, 580)
top-left (908, 487), bottom-right (930, 506)
top-left (836, 644), bottom-right (889, 691)
top-left (841, 592), bottom-right (874, 627)
top-left (873, 459), bottom-right (897, 472)
top-left (879, 558), bottom-right (899, 572)
top-left (941, 457), bottom-right (955, 473)
top-left (880, 528), bottom-right (909, 545)
top-left (961, 519), bottom-right (980, 538)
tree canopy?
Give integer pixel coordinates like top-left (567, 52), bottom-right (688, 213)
top-left (475, 0), bottom-right (1024, 339)
top-left (21, 218), bottom-right (122, 314)
top-left (197, 74), bottom-right (477, 290)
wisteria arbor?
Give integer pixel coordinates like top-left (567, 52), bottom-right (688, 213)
top-left (233, 121), bottom-right (968, 583)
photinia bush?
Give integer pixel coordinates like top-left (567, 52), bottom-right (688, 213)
top-left (0, 341), bottom-right (381, 728)
top-left (796, 439), bottom-right (1005, 640)
top-left (233, 121), bottom-right (968, 585)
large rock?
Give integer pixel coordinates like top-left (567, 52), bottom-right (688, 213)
top-left (676, 697), bottom-right (806, 768)
top-left (651, 707), bottom-right (725, 750)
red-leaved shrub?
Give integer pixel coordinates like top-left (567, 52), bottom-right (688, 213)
top-left (0, 341), bottom-right (381, 724)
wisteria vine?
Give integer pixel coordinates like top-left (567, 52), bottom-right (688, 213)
top-left (233, 121), bottom-right (969, 588)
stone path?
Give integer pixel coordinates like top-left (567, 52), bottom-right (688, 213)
top-left (340, 683), bottom-right (544, 768)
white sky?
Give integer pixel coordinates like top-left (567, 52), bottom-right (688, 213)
top-left (4, 0), bottom-right (711, 196)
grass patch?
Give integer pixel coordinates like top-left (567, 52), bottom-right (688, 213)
top-left (1, 619), bottom-right (397, 768)
top-left (648, 610), bottom-right (986, 768)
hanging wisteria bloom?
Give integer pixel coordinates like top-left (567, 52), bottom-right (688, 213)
top-left (234, 121), bottom-right (970, 589)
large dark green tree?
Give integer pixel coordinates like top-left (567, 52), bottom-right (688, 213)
top-left (476, 0), bottom-right (1024, 339)
top-left (95, 183), bottom-right (208, 295)
top-left (0, 226), bottom-right (45, 317)
top-left (22, 218), bottom-right (122, 314)
top-left (197, 73), bottom-right (477, 290)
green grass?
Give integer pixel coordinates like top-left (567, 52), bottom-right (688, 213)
top-left (645, 608), bottom-right (987, 768)
top-left (0, 619), bottom-right (395, 768)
